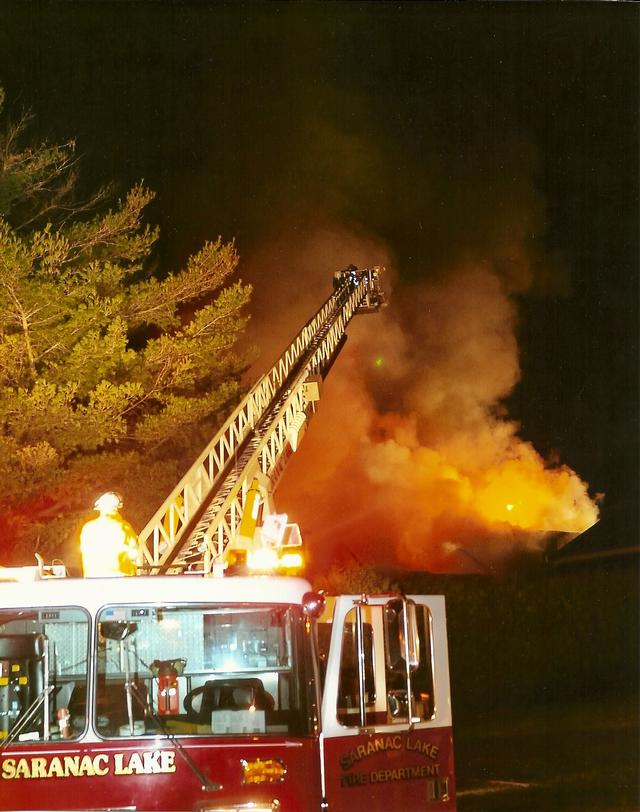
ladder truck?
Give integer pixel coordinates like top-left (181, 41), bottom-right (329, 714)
top-left (0, 267), bottom-right (456, 812)
top-left (136, 265), bottom-right (385, 576)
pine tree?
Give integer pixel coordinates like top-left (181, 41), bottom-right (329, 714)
top-left (0, 89), bottom-right (252, 564)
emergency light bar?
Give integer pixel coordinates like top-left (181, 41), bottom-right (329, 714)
top-left (226, 506), bottom-right (305, 576)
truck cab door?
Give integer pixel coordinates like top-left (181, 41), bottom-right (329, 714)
top-left (319, 594), bottom-right (456, 811)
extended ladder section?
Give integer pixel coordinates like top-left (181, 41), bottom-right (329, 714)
top-left (137, 267), bottom-right (385, 575)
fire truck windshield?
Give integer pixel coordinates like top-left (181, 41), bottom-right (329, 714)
top-left (93, 603), bottom-right (311, 738)
top-left (0, 601), bottom-right (313, 744)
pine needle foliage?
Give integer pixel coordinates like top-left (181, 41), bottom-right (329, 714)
top-left (0, 90), bottom-right (252, 562)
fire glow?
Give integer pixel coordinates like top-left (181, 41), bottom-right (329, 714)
top-left (277, 263), bottom-right (599, 573)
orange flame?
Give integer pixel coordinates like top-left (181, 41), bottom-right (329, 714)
top-left (276, 263), bottom-right (599, 574)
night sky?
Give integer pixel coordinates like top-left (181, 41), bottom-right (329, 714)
top-left (1, 2), bottom-right (637, 568)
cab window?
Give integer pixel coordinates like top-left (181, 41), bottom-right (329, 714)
top-left (94, 603), bottom-right (311, 737)
top-left (0, 607), bottom-right (89, 743)
top-left (384, 601), bottom-right (435, 723)
top-left (412, 605), bottom-right (436, 720)
top-left (336, 607), bottom-right (376, 727)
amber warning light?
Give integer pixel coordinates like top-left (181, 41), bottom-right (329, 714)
top-left (244, 515), bottom-right (304, 575)
top-left (225, 478), bottom-right (305, 576)
top-left (241, 757), bottom-right (287, 784)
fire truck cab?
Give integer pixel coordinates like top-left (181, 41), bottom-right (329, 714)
top-left (0, 572), bottom-right (455, 811)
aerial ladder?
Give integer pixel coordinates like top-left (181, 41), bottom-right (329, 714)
top-left (137, 266), bottom-right (385, 575)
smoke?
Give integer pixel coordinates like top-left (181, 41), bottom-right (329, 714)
top-left (254, 240), bottom-right (598, 574)
top-left (231, 47), bottom-right (600, 574)
top-left (240, 223), bottom-right (396, 375)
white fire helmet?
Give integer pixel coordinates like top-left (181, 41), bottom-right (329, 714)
top-left (94, 491), bottom-right (123, 515)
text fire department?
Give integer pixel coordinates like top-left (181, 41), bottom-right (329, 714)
top-left (339, 734), bottom-right (440, 770)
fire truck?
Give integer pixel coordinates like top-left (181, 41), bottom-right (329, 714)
top-left (0, 267), bottom-right (456, 811)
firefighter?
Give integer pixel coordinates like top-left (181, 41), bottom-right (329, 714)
top-left (80, 492), bottom-right (139, 577)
